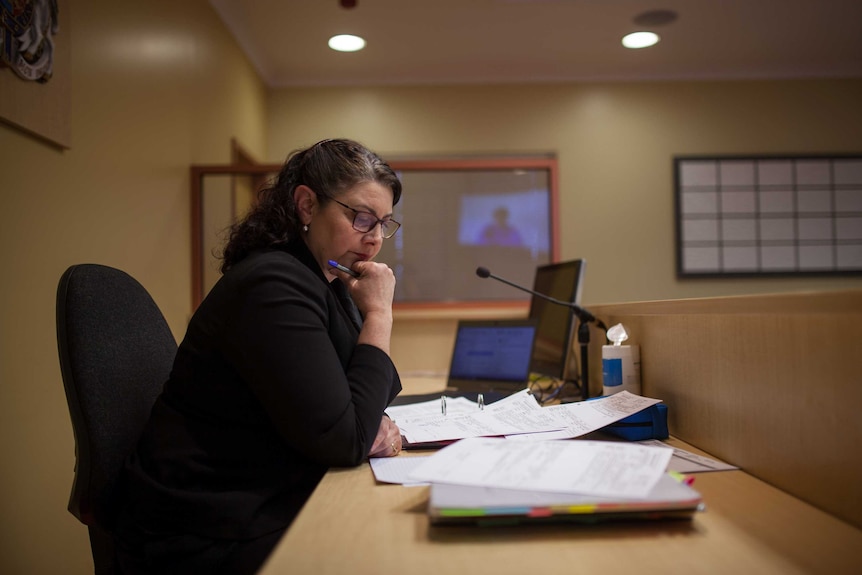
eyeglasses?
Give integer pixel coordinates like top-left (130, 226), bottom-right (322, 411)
top-left (330, 197), bottom-right (401, 239)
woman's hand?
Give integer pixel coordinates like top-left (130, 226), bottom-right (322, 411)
top-left (337, 261), bottom-right (395, 354)
top-left (368, 415), bottom-right (402, 458)
top-left (346, 261), bottom-right (396, 318)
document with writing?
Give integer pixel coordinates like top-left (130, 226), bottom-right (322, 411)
top-left (506, 392), bottom-right (663, 441)
top-left (409, 436), bottom-right (674, 499)
top-left (389, 390), bottom-right (662, 445)
top-left (638, 439), bottom-right (739, 473)
top-left (368, 456), bottom-right (430, 486)
top-left (385, 394), bottom-right (485, 422)
top-left (388, 389), bottom-right (559, 444)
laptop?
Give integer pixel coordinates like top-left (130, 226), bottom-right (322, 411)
top-left (389, 318), bottom-right (538, 407)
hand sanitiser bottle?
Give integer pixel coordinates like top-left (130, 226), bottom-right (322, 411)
top-left (602, 323), bottom-right (641, 396)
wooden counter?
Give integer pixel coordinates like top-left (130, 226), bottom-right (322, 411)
top-left (261, 373), bottom-right (862, 574)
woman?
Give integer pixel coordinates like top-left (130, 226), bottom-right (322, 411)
top-left (114, 138), bottom-right (404, 573)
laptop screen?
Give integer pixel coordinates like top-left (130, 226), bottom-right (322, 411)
top-left (448, 320), bottom-right (537, 385)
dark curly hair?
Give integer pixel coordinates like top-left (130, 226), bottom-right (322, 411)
top-left (220, 138), bottom-right (402, 273)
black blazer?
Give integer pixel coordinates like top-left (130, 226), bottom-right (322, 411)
top-left (118, 240), bottom-right (401, 539)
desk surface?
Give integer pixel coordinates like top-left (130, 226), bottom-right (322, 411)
top-left (260, 379), bottom-right (862, 575)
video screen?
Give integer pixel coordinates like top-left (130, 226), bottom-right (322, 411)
top-left (378, 168), bottom-right (553, 303)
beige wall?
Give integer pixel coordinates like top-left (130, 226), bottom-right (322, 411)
top-left (268, 80), bottom-right (862, 305)
top-left (2, 2), bottom-right (862, 571)
top-left (267, 81), bottom-right (862, 374)
top-left (0, 0), bottom-right (267, 572)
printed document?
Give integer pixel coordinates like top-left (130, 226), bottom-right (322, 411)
top-left (506, 392), bottom-right (663, 441)
top-left (389, 390), bottom-right (662, 445)
top-left (368, 456), bottom-right (430, 486)
top-left (409, 437), bottom-right (673, 499)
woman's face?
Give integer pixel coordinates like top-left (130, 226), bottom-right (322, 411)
top-left (304, 181), bottom-right (395, 281)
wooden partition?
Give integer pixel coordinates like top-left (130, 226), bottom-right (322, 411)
top-left (586, 289), bottom-right (862, 529)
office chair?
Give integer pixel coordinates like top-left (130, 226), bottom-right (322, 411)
top-left (56, 264), bottom-right (177, 574)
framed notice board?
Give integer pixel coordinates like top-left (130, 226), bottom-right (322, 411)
top-left (674, 155), bottom-right (862, 277)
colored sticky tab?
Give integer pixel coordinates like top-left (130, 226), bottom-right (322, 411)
top-left (669, 470), bottom-right (696, 485)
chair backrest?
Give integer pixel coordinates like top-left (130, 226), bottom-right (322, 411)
top-left (56, 264), bottom-right (177, 531)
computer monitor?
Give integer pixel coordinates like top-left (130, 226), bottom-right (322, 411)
top-left (527, 259), bottom-right (586, 380)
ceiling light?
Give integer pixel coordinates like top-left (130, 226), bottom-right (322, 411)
top-left (621, 31), bottom-right (660, 49)
top-left (328, 34), bottom-right (366, 52)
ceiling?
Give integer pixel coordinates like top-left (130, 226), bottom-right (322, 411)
top-left (209, 0), bottom-right (862, 88)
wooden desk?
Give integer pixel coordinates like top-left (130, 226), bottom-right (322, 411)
top-left (260, 378), bottom-right (862, 574)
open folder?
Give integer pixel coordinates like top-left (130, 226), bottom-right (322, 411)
top-left (428, 473), bottom-right (704, 526)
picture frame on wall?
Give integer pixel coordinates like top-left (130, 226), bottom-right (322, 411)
top-left (0, 0), bottom-right (70, 149)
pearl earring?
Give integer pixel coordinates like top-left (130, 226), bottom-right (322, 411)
top-left (303, 224), bottom-right (309, 232)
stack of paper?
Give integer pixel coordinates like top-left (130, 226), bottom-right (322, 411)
top-left (406, 437), bottom-right (704, 526)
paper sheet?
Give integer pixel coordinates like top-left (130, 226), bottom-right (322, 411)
top-left (638, 439), bottom-right (739, 473)
top-left (385, 394), bottom-right (485, 422)
top-left (369, 441), bottom-right (735, 487)
top-left (390, 389), bottom-right (564, 444)
top-left (505, 392), bottom-right (664, 441)
top-left (408, 437), bottom-right (673, 499)
top-left (369, 456), bottom-right (430, 486)
top-left (392, 390), bottom-right (662, 445)
top-left (429, 472), bottom-right (703, 511)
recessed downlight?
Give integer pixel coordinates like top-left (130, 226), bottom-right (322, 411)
top-left (328, 34), bottom-right (366, 52)
top-left (621, 31), bottom-right (660, 49)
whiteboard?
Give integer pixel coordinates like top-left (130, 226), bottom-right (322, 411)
top-left (675, 155), bottom-right (862, 277)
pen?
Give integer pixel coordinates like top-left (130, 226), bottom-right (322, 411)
top-left (441, 395), bottom-right (447, 416)
top-left (328, 259), bottom-right (359, 278)
top-left (477, 393), bottom-right (484, 411)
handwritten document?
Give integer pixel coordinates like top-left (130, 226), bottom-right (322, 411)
top-left (506, 392), bottom-right (663, 441)
top-left (409, 437), bottom-right (673, 499)
top-left (388, 390), bottom-right (662, 445)
top-left (388, 390), bottom-right (561, 444)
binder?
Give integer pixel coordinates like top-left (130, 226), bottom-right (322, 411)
top-left (602, 403), bottom-right (669, 441)
top-left (427, 473), bottom-right (704, 526)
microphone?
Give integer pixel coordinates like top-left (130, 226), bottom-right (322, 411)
top-left (475, 266), bottom-right (596, 324)
top-left (476, 265), bottom-right (606, 401)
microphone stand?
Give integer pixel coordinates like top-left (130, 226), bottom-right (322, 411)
top-left (475, 267), bottom-right (607, 401)
top-left (576, 317), bottom-right (592, 400)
